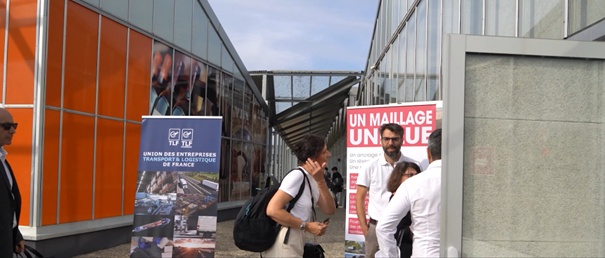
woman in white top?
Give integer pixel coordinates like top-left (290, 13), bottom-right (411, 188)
top-left (264, 134), bottom-right (336, 257)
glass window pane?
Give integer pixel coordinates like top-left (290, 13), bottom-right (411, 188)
top-left (461, 0), bottom-right (483, 35)
top-left (384, 48), bottom-right (391, 104)
top-left (405, 13), bottom-right (415, 102)
top-left (83, 0), bottom-right (99, 7)
top-left (384, 0), bottom-right (391, 42)
top-left (485, 0), bottom-right (516, 36)
top-left (174, 0), bottom-right (193, 51)
top-left (462, 53), bottom-right (605, 257)
top-left (415, 1), bottom-right (427, 101)
top-left (292, 76), bottom-right (310, 100)
top-left (243, 85), bottom-right (254, 143)
top-left (519, 0), bottom-right (564, 39)
top-left (392, 0), bottom-right (399, 35)
top-left (234, 66), bottom-right (244, 80)
top-left (207, 66), bottom-right (220, 116)
top-left (428, 0), bottom-right (440, 101)
top-left (150, 42), bottom-right (173, 116)
top-left (569, 0), bottom-right (605, 35)
top-left (208, 26), bottom-right (222, 66)
top-left (391, 37), bottom-right (398, 103)
top-left (221, 73), bottom-right (233, 137)
top-left (377, 11), bottom-right (383, 52)
top-left (129, 0), bottom-right (153, 32)
top-left (330, 76), bottom-right (347, 85)
top-left (397, 26), bottom-right (406, 103)
top-left (221, 46), bottom-right (233, 71)
top-left (400, 0), bottom-right (408, 23)
top-left (311, 76), bottom-right (330, 95)
top-left (232, 79), bottom-right (245, 138)
top-left (230, 140), bottom-right (248, 201)
top-left (192, 3), bottom-right (208, 60)
top-left (153, 0), bottom-right (174, 42)
top-left (443, 0), bottom-right (460, 34)
top-left (219, 138), bottom-right (231, 202)
top-left (190, 60), bottom-right (206, 116)
top-left (275, 102), bottom-right (291, 114)
top-left (273, 76), bottom-right (291, 99)
top-left (101, 0), bottom-right (127, 21)
top-left (172, 51), bottom-right (191, 116)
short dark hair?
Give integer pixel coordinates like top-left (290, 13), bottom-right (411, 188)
top-left (292, 134), bottom-right (326, 165)
top-left (387, 162), bottom-right (422, 193)
top-left (331, 167), bottom-right (337, 171)
top-left (379, 123), bottom-right (404, 138)
top-left (428, 128), bottom-right (442, 160)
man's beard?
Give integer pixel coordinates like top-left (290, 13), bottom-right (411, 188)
top-left (383, 145), bottom-right (400, 159)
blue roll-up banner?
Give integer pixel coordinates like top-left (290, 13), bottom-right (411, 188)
top-left (130, 116), bottom-right (222, 258)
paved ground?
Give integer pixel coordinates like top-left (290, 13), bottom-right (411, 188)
top-left (74, 207), bottom-right (347, 258)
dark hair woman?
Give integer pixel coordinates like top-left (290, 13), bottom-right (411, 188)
top-left (263, 134), bottom-right (336, 257)
top-left (386, 161), bottom-right (422, 258)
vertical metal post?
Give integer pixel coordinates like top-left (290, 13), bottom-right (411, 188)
top-left (515, 0), bottom-right (520, 37)
top-left (482, 0), bottom-right (486, 35)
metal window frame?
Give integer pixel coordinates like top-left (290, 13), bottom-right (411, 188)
top-left (2, 0), bottom-right (10, 105)
top-left (56, 0), bottom-right (69, 225)
top-left (440, 33), bottom-right (605, 257)
top-left (91, 13), bottom-right (101, 220)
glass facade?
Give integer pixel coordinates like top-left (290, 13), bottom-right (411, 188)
top-left (360, 0), bottom-right (605, 106)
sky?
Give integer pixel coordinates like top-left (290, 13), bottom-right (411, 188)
top-left (207, 0), bottom-right (378, 72)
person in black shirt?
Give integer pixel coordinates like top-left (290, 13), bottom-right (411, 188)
top-left (386, 161), bottom-right (422, 258)
top-left (331, 167), bottom-right (343, 207)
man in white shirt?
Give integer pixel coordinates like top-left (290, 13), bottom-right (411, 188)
top-left (376, 128), bottom-right (442, 258)
top-left (355, 123), bottom-right (423, 258)
top-left (0, 108), bottom-right (24, 257)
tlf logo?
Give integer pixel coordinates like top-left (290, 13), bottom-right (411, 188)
top-left (169, 128), bottom-right (181, 146)
top-left (181, 128), bottom-right (193, 148)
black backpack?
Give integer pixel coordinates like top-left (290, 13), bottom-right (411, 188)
top-left (233, 168), bottom-right (307, 252)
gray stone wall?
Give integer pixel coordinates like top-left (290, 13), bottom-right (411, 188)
top-left (461, 54), bottom-right (605, 257)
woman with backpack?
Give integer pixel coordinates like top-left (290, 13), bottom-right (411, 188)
top-left (263, 134), bottom-right (336, 257)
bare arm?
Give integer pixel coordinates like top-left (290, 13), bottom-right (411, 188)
top-left (266, 189), bottom-right (326, 236)
top-left (355, 185), bottom-right (369, 236)
top-left (305, 159), bottom-right (336, 215)
top-left (315, 179), bottom-right (335, 215)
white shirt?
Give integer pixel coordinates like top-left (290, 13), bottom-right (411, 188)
top-left (279, 167), bottom-right (319, 221)
top-left (0, 147), bottom-right (17, 228)
top-left (356, 153), bottom-right (422, 219)
top-left (376, 160), bottom-right (442, 258)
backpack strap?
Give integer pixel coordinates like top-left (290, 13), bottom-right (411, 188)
top-left (282, 168), bottom-right (313, 245)
top-left (302, 172), bottom-right (317, 222)
top-left (284, 168), bottom-right (306, 213)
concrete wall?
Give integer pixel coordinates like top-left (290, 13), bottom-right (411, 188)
top-left (461, 54), bottom-right (605, 257)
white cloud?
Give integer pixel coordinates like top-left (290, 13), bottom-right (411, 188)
top-left (207, 0), bottom-right (377, 71)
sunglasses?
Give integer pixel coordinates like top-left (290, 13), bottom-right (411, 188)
top-left (0, 123), bottom-right (17, 130)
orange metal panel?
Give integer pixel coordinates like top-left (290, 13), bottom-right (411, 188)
top-left (126, 30), bottom-right (152, 121)
top-left (45, 0), bottom-right (65, 108)
top-left (5, 0), bottom-right (36, 104)
top-left (97, 17), bottom-right (126, 119)
top-left (59, 112), bottom-right (94, 223)
top-left (4, 108), bottom-right (32, 226)
top-left (94, 118), bottom-right (123, 219)
top-left (41, 109), bottom-right (60, 225)
top-left (63, 1), bottom-right (98, 113)
top-left (123, 122), bottom-right (140, 215)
